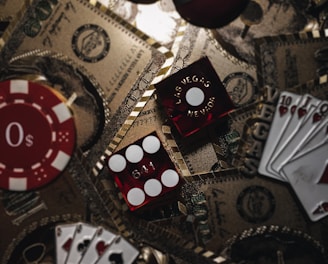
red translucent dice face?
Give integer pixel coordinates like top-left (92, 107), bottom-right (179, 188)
top-left (155, 57), bottom-right (235, 137)
top-left (107, 133), bottom-right (181, 211)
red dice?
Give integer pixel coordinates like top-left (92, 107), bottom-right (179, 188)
top-left (155, 57), bottom-right (235, 137)
top-left (107, 132), bottom-right (182, 211)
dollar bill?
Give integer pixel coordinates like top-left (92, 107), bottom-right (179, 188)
top-left (255, 30), bottom-right (328, 89)
top-left (0, 0), bottom-right (173, 170)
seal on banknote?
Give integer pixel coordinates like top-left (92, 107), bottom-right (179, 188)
top-left (223, 71), bottom-right (257, 107)
top-left (236, 185), bottom-right (275, 224)
top-left (72, 24), bottom-right (110, 63)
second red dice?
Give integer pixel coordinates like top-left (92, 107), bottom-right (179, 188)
top-left (107, 132), bottom-right (183, 211)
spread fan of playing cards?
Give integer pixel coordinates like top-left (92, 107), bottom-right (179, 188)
top-left (258, 91), bottom-right (328, 221)
top-left (55, 222), bottom-right (139, 264)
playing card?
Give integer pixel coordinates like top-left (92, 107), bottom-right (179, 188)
top-left (96, 236), bottom-right (139, 264)
top-left (258, 91), bottom-right (302, 181)
top-left (79, 227), bottom-right (117, 264)
top-left (55, 223), bottom-right (78, 264)
top-left (281, 141), bottom-right (328, 221)
top-left (291, 114), bottom-right (328, 161)
top-left (65, 222), bottom-right (97, 264)
top-left (269, 100), bottom-right (328, 173)
top-left (269, 94), bottom-right (320, 177)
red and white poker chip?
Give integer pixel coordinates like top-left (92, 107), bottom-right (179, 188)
top-left (0, 80), bottom-right (76, 191)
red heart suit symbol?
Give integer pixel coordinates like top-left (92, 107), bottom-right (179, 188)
top-left (279, 106), bottom-right (288, 117)
top-left (291, 105), bottom-right (297, 114)
top-left (298, 108), bottom-right (307, 118)
top-left (96, 241), bottom-right (110, 256)
top-left (313, 113), bottom-right (322, 123)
